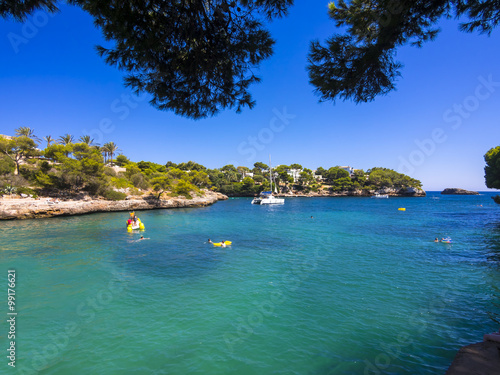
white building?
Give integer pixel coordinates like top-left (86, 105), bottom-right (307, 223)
top-left (339, 166), bottom-right (354, 176)
top-left (287, 169), bottom-right (302, 182)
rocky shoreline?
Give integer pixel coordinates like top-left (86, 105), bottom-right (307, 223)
top-left (276, 187), bottom-right (426, 198)
top-left (0, 190), bottom-right (228, 220)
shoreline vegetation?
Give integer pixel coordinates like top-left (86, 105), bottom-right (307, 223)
top-left (1, 131), bottom-right (425, 220)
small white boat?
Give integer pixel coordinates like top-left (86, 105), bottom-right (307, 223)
top-left (251, 191), bottom-right (285, 205)
top-left (371, 194), bottom-right (389, 198)
top-left (251, 155), bottom-right (285, 205)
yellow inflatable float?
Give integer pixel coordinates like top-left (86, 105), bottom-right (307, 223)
top-left (126, 212), bottom-right (145, 232)
top-left (213, 241), bottom-right (232, 247)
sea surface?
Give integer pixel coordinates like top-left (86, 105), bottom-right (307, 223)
top-left (1, 192), bottom-right (499, 375)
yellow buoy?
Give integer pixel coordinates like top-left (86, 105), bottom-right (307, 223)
top-left (398, 208), bottom-right (406, 211)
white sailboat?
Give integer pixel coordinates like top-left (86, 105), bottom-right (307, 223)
top-left (251, 156), bottom-right (285, 205)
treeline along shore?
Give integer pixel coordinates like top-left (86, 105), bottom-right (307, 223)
top-left (1, 130), bottom-right (424, 219)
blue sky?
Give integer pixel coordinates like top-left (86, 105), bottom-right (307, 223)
top-left (1, 1), bottom-right (500, 191)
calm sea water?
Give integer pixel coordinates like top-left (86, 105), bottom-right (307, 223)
top-left (1, 192), bottom-right (499, 375)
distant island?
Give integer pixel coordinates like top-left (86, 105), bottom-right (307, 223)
top-left (441, 188), bottom-right (479, 195)
top-left (1, 130), bottom-right (426, 219)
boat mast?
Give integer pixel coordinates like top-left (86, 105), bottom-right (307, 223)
top-left (269, 154), bottom-right (273, 196)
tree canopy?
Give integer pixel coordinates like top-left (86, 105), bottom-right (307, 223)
top-left (485, 146), bottom-right (500, 203)
top-left (3, 1), bottom-right (500, 114)
top-left (485, 146), bottom-right (500, 188)
top-left (1, 0), bottom-right (293, 119)
top-left (307, 0), bottom-right (500, 104)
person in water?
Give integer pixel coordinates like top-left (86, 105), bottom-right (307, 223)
top-left (221, 241), bottom-right (227, 248)
top-left (208, 239), bottom-right (213, 244)
top-left (434, 238), bottom-right (439, 242)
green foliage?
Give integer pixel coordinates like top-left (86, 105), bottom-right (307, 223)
top-left (0, 155), bottom-right (15, 175)
top-left (130, 173), bottom-right (150, 190)
top-left (0, 135), bottom-right (41, 174)
top-left (44, 144), bottom-right (72, 161)
top-left (137, 161), bottom-right (166, 175)
top-left (368, 168), bottom-right (422, 188)
top-left (307, 1), bottom-right (500, 104)
top-left (331, 176), bottom-right (353, 192)
top-left (115, 154), bottom-right (130, 166)
top-left (173, 180), bottom-right (197, 199)
top-left (150, 174), bottom-right (172, 199)
top-left (176, 161), bottom-right (207, 171)
top-left (274, 165), bottom-right (293, 185)
top-left (124, 163), bottom-right (142, 178)
top-left (253, 174), bottom-right (264, 183)
top-left (189, 171), bottom-right (210, 188)
top-left (323, 167), bottom-right (349, 184)
top-left (104, 167), bottom-right (117, 177)
top-left (2, 185), bottom-right (16, 195)
top-left (110, 177), bottom-right (133, 189)
top-left (1, 0), bottom-right (293, 119)
top-left (315, 167), bottom-right (326, 177)
top-left (253, 162), bottom-right (268, 172)
top-left (485, 146), bottom-right (500, 190)
top-left (298, 170), bottom-right (314, 186)
top-left (103, 190), bottom-right (127, 201)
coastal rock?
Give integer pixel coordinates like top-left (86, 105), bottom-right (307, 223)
top-left (398, 187), bottom-right (426, 197)
top-left (441, 188), bottom-right (479, 195)
top-left (446, 340), bottom-right (500, 375)
top-left (0, 190), bottom-right (228, 220)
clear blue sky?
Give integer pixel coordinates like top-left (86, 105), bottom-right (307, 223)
top-left (1, 1), bottom-right (500, 191)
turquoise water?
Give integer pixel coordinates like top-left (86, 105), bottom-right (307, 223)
top-left (1, 192), bottom-right (499, 374)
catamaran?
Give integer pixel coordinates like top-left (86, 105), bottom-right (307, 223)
top-left (251, 156), bottom-right (285, 205)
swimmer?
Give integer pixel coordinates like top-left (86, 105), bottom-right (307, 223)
top-left (208, 239), bottom-right (213, 244)
top-left (220, 241), bottom-right (227, 248)
top-left (434, 238), bottom-right (439, 242)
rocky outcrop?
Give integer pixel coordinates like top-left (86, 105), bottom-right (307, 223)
top-left (441, 188), bottom-right (479, 195)
top-left (0, 190), bottom-right (227, 220)
top-left (446, 340), bottom-right (500, 375)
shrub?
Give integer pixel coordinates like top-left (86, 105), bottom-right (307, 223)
top-left (104, 167), bottom-right (117, 177)
top-left (103, 190), bottom-right (127, 201)
top-left (130, 173), bottom-right (149, 190)
top-left (110, 177), bottom-right (133, 189)
top-left (173, 180), bottom-right (197, 199)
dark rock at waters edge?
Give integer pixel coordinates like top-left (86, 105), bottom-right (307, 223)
top-left (0, 190), bottom-right (227, 220)
top-left (441, 188), bottom-right (479, 195)
top-left (446, 340), bottom-right (500, 375)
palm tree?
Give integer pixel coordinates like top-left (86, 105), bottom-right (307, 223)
top-left (15, 127), bottom-right (41, 143)
top-left (43, 135), bottom-right (55, 148)
top-left (102, 142), bottom-right (119, 165)
top-left (79, 135), bottom-right (98, 146)
top-left (58, 134), bottom-right (74, 145)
